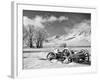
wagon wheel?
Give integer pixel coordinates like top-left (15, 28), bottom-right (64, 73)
top-left (68, 57), bottom-right (73, 63)
top-left (84, 53), bottom-right (90, 62)
top-left (63, 48), bottom-right (72, 57)
top-left (83, 49), bottom-right (90, 62)
top-left (80, 49), bottom-right (86, 54)
top-left (46, 52), bottom-right (56, 61)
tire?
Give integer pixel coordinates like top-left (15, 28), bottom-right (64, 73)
top-left (46, 52), bottom-right (56, 61)
top-left (68, 57), bottom-right (72, 63)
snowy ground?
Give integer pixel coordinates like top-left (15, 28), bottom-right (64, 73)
top-left (23, 47), bottom-right (90, 69)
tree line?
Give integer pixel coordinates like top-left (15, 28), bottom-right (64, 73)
top-left (23, 25), bottom-right (49, 48)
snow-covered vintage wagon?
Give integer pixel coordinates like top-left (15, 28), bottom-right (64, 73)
top-left (46, 48), bottom-right (90, 64)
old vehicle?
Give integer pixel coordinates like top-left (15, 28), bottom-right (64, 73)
top-left (71, 49), bottom-right (90, 65)
top-left (46, 48), bottom-right (90, 64)
top-left (46, 48), bottom-right (72, 63)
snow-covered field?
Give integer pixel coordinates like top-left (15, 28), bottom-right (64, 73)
top-left (23, 47), bottom-right (90, 69)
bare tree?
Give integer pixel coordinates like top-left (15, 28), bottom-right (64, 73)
top-left (23, 24), bottom-right (49, 48)
top-left (23, 25), bottom-right (35, 48)
top-left (33, 28), bottom-right (49, 48)
top-left (23, 25), bottom-right (29, 48)
top-left (28, 25), bottom-right (35, 48)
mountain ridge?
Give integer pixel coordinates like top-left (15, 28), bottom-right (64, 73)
top-left (45, 30), bottom-right (90, 47)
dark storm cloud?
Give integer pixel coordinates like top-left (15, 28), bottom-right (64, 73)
top-left (23, 10), bottom-right (69, 18)
top-left (23, 10), bottom-right (90, 19)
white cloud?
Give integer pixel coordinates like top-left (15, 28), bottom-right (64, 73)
top-left (47, 16), bottom-right (68, 22)
top-left (23, 15), bottom-right (68, 29)
top-left (23, 16), bottom-right (45, 29)
top-left (48, 16), bottom-right (57, 22)
top-left (33, 16), bottom-right (45, 29)
top-left (23, 16), bottom-right (33, 26)
top-left (71, 20), bottom-right (91, 34)
top-left (64, 20), bottom-right (91, 34)
top-left (59, 16), bottom-right (68, 21)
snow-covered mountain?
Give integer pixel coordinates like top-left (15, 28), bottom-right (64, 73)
top-left (65, 31), bottom-right (90, 46)
top-left (45, 29), bottom-right (91, 47)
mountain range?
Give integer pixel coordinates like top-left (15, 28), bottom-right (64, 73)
top-left (44, 29), bottom-right (91, 47)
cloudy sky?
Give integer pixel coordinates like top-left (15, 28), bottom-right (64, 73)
top-left (23, 10), bottom-right (91, 37)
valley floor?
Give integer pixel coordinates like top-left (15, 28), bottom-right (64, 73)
top-left (23, 47), bottom-right (91, 69)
